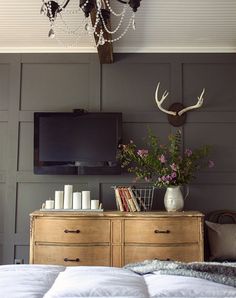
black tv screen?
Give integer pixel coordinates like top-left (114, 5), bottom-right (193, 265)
top-left (34, 112), bottom-right (122, 175)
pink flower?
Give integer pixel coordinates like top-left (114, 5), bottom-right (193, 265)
top-left (171, 172), bottom-right (177, 178)
top-left (137, 149), bottom-right (148, 158)
top-left (159, 154), bottom-right (166, 163)
top-left (208, 160), bottom-right (215, 168)
top-left (170, 163), bottom-right (177, 171)
top-left (185, 148), bottom-right (192, 157)
top-left (161, 176), bottom-right (166, 181)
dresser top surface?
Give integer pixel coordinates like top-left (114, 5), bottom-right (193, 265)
top-left (30, 210), bottom-right (204, 218)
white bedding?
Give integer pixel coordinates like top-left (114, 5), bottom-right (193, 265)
top-left (44, 266), bottom-right (149, 298)
top-left (144, 273), bottom-right (236, 297)
top-left (0, 265), bottom-right (235, 298)
top-left (0, 265), bottom-right (64, 298)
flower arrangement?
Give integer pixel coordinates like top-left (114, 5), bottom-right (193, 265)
top-left (118, 130), bottom-right (214, 188)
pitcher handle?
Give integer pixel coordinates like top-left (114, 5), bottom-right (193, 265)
top-left (184, 185), bottom-right (190, 200)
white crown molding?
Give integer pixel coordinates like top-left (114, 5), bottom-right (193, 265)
top-left (0, 47), bottom-right (97, 53)
top-left (0, 46), bottom-right (235, 54)
top-left (113, 47), bottom-right (236, 53)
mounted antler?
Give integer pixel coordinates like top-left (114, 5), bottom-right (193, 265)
top-left (154, 82), bottom-right (206, 127)
top-left (155, 82), bottom-right (176, 116)
top-left (178, 88), bottom-right (205, 116)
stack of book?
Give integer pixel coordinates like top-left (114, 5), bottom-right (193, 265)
top-left (114, 186), bottom-right (146, 212)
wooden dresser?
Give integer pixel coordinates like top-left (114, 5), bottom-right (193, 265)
top-left (30, 211), bottom-right (204, 267)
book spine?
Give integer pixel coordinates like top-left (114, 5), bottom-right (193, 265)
top-left (118, 188), bottom-right (130, 211)
top-left (123, 187), bottom-right (137, 212)
top-left (115, 188), bottom-right (124, 211)
top-left (128, 187), bottom-right (141, 212)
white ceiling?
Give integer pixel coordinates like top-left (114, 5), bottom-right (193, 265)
top-left (0, 0), bottom-right (236, 53)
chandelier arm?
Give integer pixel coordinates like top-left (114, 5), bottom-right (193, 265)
top-left (61, 0), bottom-right (71, 9)
top-left (116, 0), bottom-right (129, 4)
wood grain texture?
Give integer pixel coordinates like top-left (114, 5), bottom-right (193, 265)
top-left (30, 211), bottom-right (204, 266)
top-left (34, 245), bottom-right (110, 266)
top-left (124, 218), bottom-right (199, 244)
top-left (124, 244), bottom-right (201, 264)
top-left (34, 218), bottom-right (110, 243)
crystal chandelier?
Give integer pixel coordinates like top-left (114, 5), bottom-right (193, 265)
top-left (40, 0), bottom-right (142, 46)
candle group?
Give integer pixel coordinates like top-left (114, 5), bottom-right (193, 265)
top-left (41, 186), bottom-right (101, 211)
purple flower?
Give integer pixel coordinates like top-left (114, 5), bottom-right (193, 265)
top-left (166, 175), bottom-right (172, 181)
top-left (208, 160), bottom-right (215, 168)
top-left (161, 175), bottom-right (166, 181)
top-left (185, 148), bottom-right (192, 157)
top-left (170, 163), bottom-right (177, 171)
top-left (137, 149), bottom-right (148, 158)
top-left (159, 154), bottom-right (166, 163)
top-left (171, 172), bottom-right (177, 178)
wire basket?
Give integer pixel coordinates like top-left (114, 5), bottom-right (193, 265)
top-left (113, 186), bottom-right (155, 212)
top-left (131, 186), bottom-right (155, 211)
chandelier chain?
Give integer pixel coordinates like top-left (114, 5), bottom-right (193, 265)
top-left (105, 0), bottom-right (126, 17)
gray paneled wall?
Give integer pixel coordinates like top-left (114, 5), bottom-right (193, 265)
top-left (0, 53), bottom-right (235, 264)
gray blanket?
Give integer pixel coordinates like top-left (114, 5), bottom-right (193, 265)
top-left (124, 259), bottom-right (236, 287)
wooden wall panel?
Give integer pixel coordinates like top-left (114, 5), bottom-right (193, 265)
top-left (102, 63), bottom-right (171, 112)
top-left (0, 183), bottom-right (5, 233)
top-left (183, 63), bottom-right (236, 111)
top-left (14, 245), bottom-right (29, 264)
top-left (184, 185), bottom-right (236, 213)
top-left (18, 122), bottom-right (33, 171)
top-left (0, 64), bottom-right (10, 111)
top-left (16, 182), bottom-right (88, 234)
top-left (0, 122), bottom-right (7, 171)
top-left (21, 64), bottom-right (90, 111)
top-left (185, 123), bottom-right (236, 172)
top-left (122, 123), bottom-right (170, 146)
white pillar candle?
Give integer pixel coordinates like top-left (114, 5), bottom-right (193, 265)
top-left (55, 191), bottom-right (64, 209)
top-left (64, 185), bottom-right (73, 209)
top-left (73, 192), bottom-right (82, 209)
top-left (45, 199), bottom-right (54, 209)
top-left (91, 200), bottom-right (99, 210)
top-left (82, 191), bottom-right (91, 209)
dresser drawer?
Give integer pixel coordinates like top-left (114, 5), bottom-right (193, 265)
top-left (125, 244), bottom-right (201, 264)
top-left (34, 218), bottom-right (110, 243)
top-left (34, 245), bottom-right (110, 266)
top-left (125, 218), bottom-right (199, 244)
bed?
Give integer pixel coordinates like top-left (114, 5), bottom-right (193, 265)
top-left (0, 263), bottom-right (235, 298)
top-left (0, 210), bottom-right (235, 298)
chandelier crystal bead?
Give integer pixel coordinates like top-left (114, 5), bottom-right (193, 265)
top-left (41, 0), bottom-right (141, 45)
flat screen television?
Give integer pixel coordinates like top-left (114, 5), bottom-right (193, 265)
top-left (34, 111), bottom-right (122, 175)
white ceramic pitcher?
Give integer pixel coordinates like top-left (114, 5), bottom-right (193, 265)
top-left (164, 185), bottom-right (189, 212)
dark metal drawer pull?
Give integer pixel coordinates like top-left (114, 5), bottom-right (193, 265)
top-left (64, 258), bottom-right (80, 262)
top-left (154, 258), bottom-right (171, 261)
top-left (64, 229), bottom-right (80, 234)
top-left (154, 229), bottom-right (170, 234)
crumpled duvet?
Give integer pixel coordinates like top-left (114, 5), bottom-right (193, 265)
top-left (0, 264), bottom-right (235, 298)
top-left (124, 259), bottom-right (236, 287)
